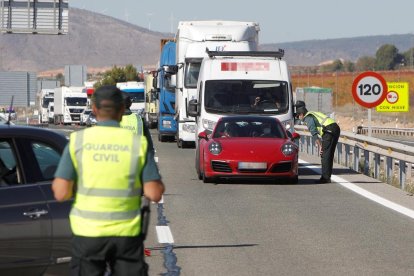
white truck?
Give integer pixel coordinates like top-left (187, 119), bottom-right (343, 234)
top-left (39, 89), bottom-right (54, 124)
top-left (53, 86), bottom-right (88, 125)
top-left (48, 101), bottom-right (54, 124)
top-left (188, 49), bottom-right (295, 143)
top-left (116, 81), bottom-right (145, 115)
top-left (174, 20), bottom-right (260, 148)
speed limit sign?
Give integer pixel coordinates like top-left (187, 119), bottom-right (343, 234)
top-left (352, 71), bottom-right (388, 108)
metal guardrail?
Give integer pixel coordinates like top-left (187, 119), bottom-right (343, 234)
top-left (295, 125), bottom-right (414, 191)
top-left (357, 126), bottom-right (414, 137)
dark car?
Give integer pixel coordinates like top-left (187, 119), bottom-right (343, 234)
top-left (0, 125), bottom-right (71, 275)
top-left (85, 112), bottom-right (97, 127)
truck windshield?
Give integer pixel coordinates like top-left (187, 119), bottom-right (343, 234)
top-left (128, 93), bottom-right (145, 103)
top-left (184, 62), bottom-right (201, 88)
top-left (66, 97), bottom-right (87, 106)
top-left (42, 97), bottom-right (53, 108)
top-left (204, 80), bottom-right (289, 115)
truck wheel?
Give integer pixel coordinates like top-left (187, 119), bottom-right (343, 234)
top-left (158, 134), bottom-right (167, 142)
top-left (177, 139), bottom-right (182, 148)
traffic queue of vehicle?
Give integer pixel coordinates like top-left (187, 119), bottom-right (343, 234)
top-left (0, 19), bottom-right (300, 274)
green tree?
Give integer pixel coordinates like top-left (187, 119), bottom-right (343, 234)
top-left (94, 64), bottom-right (140, 89)
top-left (375, 44), bottom-right (399, 70)
top-left (355, 56), bottom-right (376, 71)
top-left (343, 61), bottom-right (355, 72)
top-left (56, 72), bottom-right (64, 86)
top-left (124, 64), bottom-right (139, 81)
top-left (402, 47), bottom-right (414, 68)
top-left (321, 59), bottom-right (344, 73)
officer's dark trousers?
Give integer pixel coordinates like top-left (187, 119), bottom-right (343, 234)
top-left (321, 123), bottom-right (340, 180)
top-left (71, 235), bottom-right (148, 276)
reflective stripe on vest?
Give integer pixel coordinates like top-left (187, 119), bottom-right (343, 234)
top-left (120, 113), bottom-right (143, 135)
top-left (68, 126), bottom-right (148, 237)
top-left (304, 111), bottom-right (336, 136)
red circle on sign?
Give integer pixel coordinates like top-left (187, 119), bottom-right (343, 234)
top-left (385, 91), bottom-right (398, 104)
top-left (352, 71), bottom-right (388, 108)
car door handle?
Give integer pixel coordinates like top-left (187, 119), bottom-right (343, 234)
top-left (23, 209), bottom-right (49, 219)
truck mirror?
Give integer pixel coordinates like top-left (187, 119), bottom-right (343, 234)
top-left (163, 65), bottom-right (178, 74)
top-left (170, 75), bottom-right (176, 88)
top-left (188, 99), bottom-right (199, 117)
top-left (150, 89), bottom-right (158, 101)
top-left (152, 77), bottom-right (158, 89)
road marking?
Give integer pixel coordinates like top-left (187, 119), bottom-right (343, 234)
top-left (156, 226), bottom-right (175, 244)
top-left (300, 159), bottom-right (414, 220)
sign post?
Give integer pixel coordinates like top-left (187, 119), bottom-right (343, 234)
top-left (352, 71), bottom-right (388, 136)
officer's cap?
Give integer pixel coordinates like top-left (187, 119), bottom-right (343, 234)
top-left (296, 106), bottom-right (307, 115)
top-left (295, 100), bottom-right (306, 108)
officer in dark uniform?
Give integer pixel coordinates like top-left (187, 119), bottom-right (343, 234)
top-left (295, 101), bottom-right (341, 183)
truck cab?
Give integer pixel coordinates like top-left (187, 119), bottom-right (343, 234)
top-left (175, 20), bottom-right (260, 148)
top-left (189, 49), bottom-right (295, 144)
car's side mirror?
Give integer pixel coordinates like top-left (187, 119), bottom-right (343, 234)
top-left (290, 132), bottom-right (300, 140)
top-left (198, 131), bottom-right (208, 140)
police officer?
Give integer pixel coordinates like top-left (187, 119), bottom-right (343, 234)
top-left (52, 85), bottom-right (165, 275)
top-left (120, 92), bottom-right (154, 153)
top-left (295, 100), bottom-right (340, 183)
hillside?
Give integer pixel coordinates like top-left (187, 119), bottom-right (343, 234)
top-left (0, 8), bottom-right (173, 72)
top-left (262, 34), bottom-right (414, 66)
top-left (0, 8), bottom-right (413, 72)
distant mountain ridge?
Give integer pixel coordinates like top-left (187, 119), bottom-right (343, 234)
top-left (261, 34), bottom-right (414, 66)
top-left (0, 8), bottom-right (412, 72)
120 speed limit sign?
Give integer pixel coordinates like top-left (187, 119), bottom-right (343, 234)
top-left (352, 71), bottom-right (388, 108)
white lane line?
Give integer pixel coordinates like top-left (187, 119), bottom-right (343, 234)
top-left (153, 155), bottom-right (174, 244)
top-left (156, 226), bottom-right (175, 244)
top-left (300, 159), bottom-right (414, 220)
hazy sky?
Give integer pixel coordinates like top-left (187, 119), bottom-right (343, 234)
top-left (70, 0), bottom-right (413, 44)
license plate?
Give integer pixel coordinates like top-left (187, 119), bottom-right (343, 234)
top-left (238, 162), bottom-right (267, 169)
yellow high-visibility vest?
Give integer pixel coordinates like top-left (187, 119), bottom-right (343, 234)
top-left (120, 113), bottom-right (144, 135)
top-left (68, 126), bottom-right (147, 237)
top-left (304, 111), bottom-right (336, 136)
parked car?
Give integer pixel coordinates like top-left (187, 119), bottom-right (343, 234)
top-left (85, 112), bottom-right (97, 127)
top-left (0, 124), bottom-right (71, 275)
top-left (80, 108), bottom-right (92, 126)
top-left (196, 115), bottom-right (300, 183)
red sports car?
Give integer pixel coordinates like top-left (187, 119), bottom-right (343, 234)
top-left (196, 116), bottom-right (300, 183)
